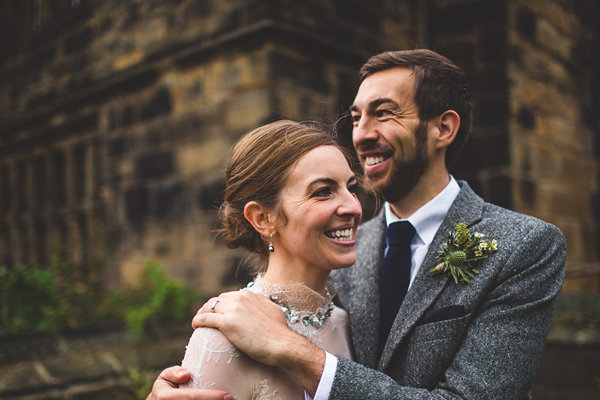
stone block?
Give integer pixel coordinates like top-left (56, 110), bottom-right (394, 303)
top-left (120, 260), bottom-right (146, 287)
top-left (139, 86), bottom-right (173, 122)
top-left (473, 133), bottom-right (509, 168)
top-left (480, 28), bottom-right (507, 64)
top-left (531, 143), bottom-right (559, 179)
top-left (41, 354), bottom-right (115, 386)
top-left (488, 174), bottom-right (512, 209)
top-left (136, 151), bottom-right (175, 180)
top-left (224, 89), bottom-right (269, 133)
top-left (561, 156), bottom-right (596, 188)
top-left (515, 6), bottom-right (536, 42)
top-left (109, 136), bottom-right (128, 157)
top-left (437, 1), bottom-right (476, 35)
top-left (155, 182), bottom-right (186, 220)
top-left (518, 178), bottom-right (536, 207)
top-left (544, 115), bottom-right (579, 150)
top-left (435, 41), bottom-right (476, 71)
top-left (478, 98), bottom-right (509, 127)
top-left (477, 0), bottom-right (508, 25)
top-left (537, 19), bottom-right (572, 60)
top-left (470, 68), bottom-right (507, 94)
top-left (582, 223), bottom-right (599, 263)
top-left (534, 344), bottom-right (600, 393)
top-left (178, 140), bottom-right (229, 179)
top-left (114, 339), bottom-right (188, 371)
top-left (197, 179), bottom-right (226, 212)
top-left (549, 189), bottom-right (587, 219)
top-left (184, 0), bottom-right (213, 19)
top-left (271, 52), bottom-right (328, 95)
top-left (516, 106), bottom-right (536, 130)
top-left (335, 0), bottom-right (378, 32)
top-left (0, 362), bottom-right (53, 395)
top-left (124, 187), bottom-right (150, 221)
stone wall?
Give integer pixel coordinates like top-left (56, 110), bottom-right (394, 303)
top-left (506, 0), bottom-right (600, 291)
top-left (427, 0), bottom-right (600, 292)
top-left (0, 0), bottom-right (418, 296)
top-left (0, 0), bottom-right (598, 296)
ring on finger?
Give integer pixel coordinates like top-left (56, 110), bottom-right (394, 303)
top-left (211, 299), bottom-right (219, 313)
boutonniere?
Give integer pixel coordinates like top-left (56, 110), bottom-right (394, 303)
top-left (430, 222), bottom-right (498, 283)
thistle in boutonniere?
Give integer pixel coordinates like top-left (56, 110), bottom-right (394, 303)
top-left (430, 222), bottom-right (498, 283)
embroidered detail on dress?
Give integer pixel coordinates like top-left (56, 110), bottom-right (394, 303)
top-left (252, 379), bottom-right (282, 400)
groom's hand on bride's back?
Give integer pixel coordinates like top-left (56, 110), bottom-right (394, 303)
top-left (146, 366), bottom-right (232, 400)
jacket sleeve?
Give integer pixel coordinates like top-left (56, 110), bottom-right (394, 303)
top-left (329, 223), bottom-right (566, 399)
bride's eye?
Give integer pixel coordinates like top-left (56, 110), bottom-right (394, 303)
top-left (311, 186), bottom-right (332, 198)
top-left (348, 183), bottom-right (358, 195)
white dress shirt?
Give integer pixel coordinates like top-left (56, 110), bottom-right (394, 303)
top-left (311, 176), bottom-right (461, 400)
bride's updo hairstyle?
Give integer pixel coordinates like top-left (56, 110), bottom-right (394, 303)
top-left (219, 120), bottom-right (354, 255)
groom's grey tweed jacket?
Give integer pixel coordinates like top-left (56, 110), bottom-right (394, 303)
top-left (329, 181), bottom-right (566, 399)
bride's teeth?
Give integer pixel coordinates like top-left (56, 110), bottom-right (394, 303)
top-left (326, 229), bottom-right (354, 241)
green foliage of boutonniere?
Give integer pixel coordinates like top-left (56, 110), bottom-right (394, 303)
top-left (430, 222), bottom-right (498, 283)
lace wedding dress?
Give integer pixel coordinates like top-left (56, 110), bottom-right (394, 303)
top-left (181, 275), bottom-right (353, 399)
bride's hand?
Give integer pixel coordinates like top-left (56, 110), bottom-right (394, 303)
top-left (192, 290), bottom-right (291, 367)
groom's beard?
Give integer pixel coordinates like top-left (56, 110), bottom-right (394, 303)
top-left (379, 120), bottom-right (430, 204)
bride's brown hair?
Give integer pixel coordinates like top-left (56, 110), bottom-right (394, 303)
top-left (219, 120), bottom-right (356, 255)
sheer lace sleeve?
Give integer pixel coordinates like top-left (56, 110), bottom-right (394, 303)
top-left (181, 327), bottom-right (306, 399)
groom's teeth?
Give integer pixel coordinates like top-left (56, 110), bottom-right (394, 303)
top-left (326, 229), bottom-right (353, 241)
top-left (366, 156), bottom-right (384, 166)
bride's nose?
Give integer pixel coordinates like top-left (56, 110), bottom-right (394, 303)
top-left (337, 190), bottom-right (362, 219)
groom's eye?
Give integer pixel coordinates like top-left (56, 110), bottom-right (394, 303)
top-left (376, 109), bottom-right (392, 118)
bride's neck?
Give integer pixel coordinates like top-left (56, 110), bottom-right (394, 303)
top-left (262, 259), bottom-right (330, 296)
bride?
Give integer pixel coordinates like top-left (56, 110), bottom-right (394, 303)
top-left (180, 120), bottom-right (363, 399)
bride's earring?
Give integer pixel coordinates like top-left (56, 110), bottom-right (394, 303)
top-left (268, 233), bottom-right (274, 253)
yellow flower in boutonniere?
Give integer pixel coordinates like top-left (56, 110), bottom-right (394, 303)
top-left (430, 222), bottom-right (498, 284)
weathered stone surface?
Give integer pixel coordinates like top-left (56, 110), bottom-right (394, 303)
top-left (0, 329), bottom-right (189, 399)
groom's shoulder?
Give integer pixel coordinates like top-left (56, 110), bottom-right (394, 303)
top-left (479, 200), bottom-right (564, 244)
top-left (458, 180), bottom-right (563, 239)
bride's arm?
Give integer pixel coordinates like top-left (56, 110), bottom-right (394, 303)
top-left (180, 327), bottom-right (260, 398)
top-left (192, 290), bottom-right (326, 396)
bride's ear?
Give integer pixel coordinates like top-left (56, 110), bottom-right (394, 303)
top-left (244, 201), bottom-right (275, 236)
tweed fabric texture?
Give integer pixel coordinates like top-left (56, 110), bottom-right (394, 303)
top-left (329, 181), bottom-right (566, 399)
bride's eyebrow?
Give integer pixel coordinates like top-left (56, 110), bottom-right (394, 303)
top-left (307, 178), bottom-right (337, 188)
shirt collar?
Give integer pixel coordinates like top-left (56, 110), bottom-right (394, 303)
top-left (384, 176), bottom-right (460, 246)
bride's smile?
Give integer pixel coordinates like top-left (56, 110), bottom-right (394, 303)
top-left (267, 145), bottom-right (362, 288)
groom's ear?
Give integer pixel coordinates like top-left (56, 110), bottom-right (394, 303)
top-left (434, 110), bottom-right (460, 149)
top-left (244, 201), bottom-right (275, 236)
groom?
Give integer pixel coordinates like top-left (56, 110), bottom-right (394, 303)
top-left (149, 50), bottom-right (566, 399)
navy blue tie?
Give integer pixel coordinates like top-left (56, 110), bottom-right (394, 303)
top-left (381, 221), bottom-right (415, 344)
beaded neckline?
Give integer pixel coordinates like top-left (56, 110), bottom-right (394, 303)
top-left (244, 275), bottom-right (336, 329)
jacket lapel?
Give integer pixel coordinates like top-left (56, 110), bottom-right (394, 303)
top-left (378, 182), bottom-right (484, 371)
top-left (348, 212), bottom-right (387, 369)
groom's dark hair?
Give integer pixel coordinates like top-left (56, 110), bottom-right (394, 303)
top-left (360, 49), bottom-right (472, 169)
